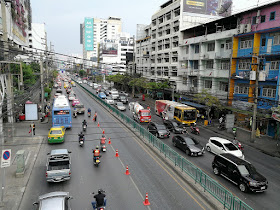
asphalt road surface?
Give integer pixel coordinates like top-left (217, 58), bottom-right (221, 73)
top-left (19, 84), bottom-right (214, 210)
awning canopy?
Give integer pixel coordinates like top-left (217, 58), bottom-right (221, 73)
top-left (181, 101), bottom-right (206, 109)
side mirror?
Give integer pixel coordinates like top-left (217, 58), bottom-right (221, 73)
top-left (33, 202), bottom-right (39, 206)
top-left (47, 152), bottom-right (50, 155)
top-left (68, 151), bottom-right (72, 153)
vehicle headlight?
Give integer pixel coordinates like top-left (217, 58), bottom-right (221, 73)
top-left (249, 182), bottom-right (258, 187)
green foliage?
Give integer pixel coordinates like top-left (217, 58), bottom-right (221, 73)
top-left (95, 75), bottom-right (103, 83)
top-left (79, 69), bottom-right (86, 77)
top-left (194, 89), bottom-right (222, 110)
top-left (30, 62), bottom-right (40, 73)
top-left (128, 77), bottom-right (147, 88)
top-left (146, 80), bottom-right (170, 90)
top-left (53, 70), bottom-right (58, 78)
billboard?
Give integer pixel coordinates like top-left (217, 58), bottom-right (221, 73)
top-left (84, 18), bottom-right (94, 51)
top-left (183, 0), bottom-right (232, 16)
top-left (101, 43), bottom-right (118, 55)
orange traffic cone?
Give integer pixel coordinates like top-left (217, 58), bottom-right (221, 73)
top-left (108, 138), bottom-right (111, 144)
top-left (115, 149), bottom-right (119, 157)
top-left (97, 122), bottom-right (100, 127)
top-left (125, 165), bottom-right (130, 175)
top-left (102, 129), bottom-right (105, 134)
top-left (143, 193), bottom-right (150, 206)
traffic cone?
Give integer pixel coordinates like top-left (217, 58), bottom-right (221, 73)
top-left (108, 138), bottom-right (111, 144)
top-left (97, 122), bottom-right (100, 127)
top-left (102, 129), bottom-right (105, 134)
top-left (143, 193), bottom-right (150, 206)
top-left (125, 165), bottom-right (130, 175)
top-left (115, 149), bottom-right (119, 157)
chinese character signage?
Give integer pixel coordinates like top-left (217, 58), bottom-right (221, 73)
top-left (84, 18), bottom-right (94, 51)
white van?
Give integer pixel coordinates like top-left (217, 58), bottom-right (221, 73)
top-left (110, 90), bottom-right (119, 100)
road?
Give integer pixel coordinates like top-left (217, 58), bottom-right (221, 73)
top-left (80, 82), bottom-right (280, 210)
top-left (19, 83), bottom-right (214, 210)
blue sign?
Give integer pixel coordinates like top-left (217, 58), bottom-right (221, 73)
top-left (84, 18), bottom-right (94, 51)
top-left (3, 151), bottom-right (10, 160)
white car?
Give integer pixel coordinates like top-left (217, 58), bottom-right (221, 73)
top-left (68, 94), bottom-right (76, 101)
top-left (105, 97), bottom-right (114, 105)
top-left (83, 80), bottom-right (87, 84)
top-left (93, 83), bottom-right (99, 89)
top-left (89, 83), bottom-right (93, 87)
top-left (206, 137), bottom-right (244, 159)
top-left (115, 102), bottom-right (126, 111)
top-left (78, 80), bottom-right (82, 84)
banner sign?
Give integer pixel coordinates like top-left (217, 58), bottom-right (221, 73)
top-left (84, 18), bottom-right (94, 51)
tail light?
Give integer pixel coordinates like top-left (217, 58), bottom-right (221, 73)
top-left (69, 172), bottom-right (71, 175)
top-left (46, 173), bottom-right (48, 177)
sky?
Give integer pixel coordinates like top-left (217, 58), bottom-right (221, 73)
top-left (30, 0), bottom-right (277, 56)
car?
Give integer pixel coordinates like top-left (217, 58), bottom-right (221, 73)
top-left (105, 96), bottom-right (114, 105)
top-left (54, 92), bottom-right (62, 98)
top-left (206, 137), bottom-right (244, 159)
top-left (119, 91), bottom-right (129, 97)
top-left (98, 92), bottom-right (106, 99)
top-left (110, 90), bottom-right (119, 100)
top-left (66, 88), bottom-right (72, 94)
top-left (83, 80), bottom-right (87, 84)
top-left (147, 122), bottom-right (170, 139)
top-left (48, 126), bottom-right (65, 143)
top-left (119, 95), bottom-right (128, 104)
top-left (33, 191), bottom-right (72, 210)
top-left (74, 104), bottom-right (85, 114)
top-left (72, 99), bottom-right (80, 107)
top-left (72, 82), bottom-right (76, 87)
top-left (115, 102), bottom-right (126, 111)
top-left (89, 82), bottom-right (93, 87)
top-left (104, 89), bottom-right (111, 96)
top-left (172, 135), bottom-right (205, 156)
top-left (78, 80), bottom-right (82, 84)
top-left (54, 83), bottom-right (58, 88)
top-left (68, 94), bottom-right (75, 101)
top-left (96, 86), bottom-right (102, 93)
top-left (128, 102), bottom-right (135, 111)
top-left (163, 120), bottom-right (184, 134)
top-left (64, 84), bottom-right (69, 89)
top-left (212, 153), bottom-right (268, 193)
top-left (93, 83), bottom-right (99, 89)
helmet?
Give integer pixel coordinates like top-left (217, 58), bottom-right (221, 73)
top-left (98, 189), bottom-right (102, 194)
top-left (102, 134), bottom-right (105, 138)
top-left (80, 131), bottom-right (83, 134)
top-left (96, 145), bottom-right (99, 149)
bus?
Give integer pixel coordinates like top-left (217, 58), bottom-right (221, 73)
top-left (52, 95), bottom-right (72, 128)
top-left (155, 100), bottom-right (197, 125)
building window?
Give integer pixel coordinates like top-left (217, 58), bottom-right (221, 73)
top-left (194, 60), bottom-right (199, 69)
top-left (204, 80), bottom-right (212, 89)
top-left (225, 40), bottom-right (232, 50)
top-left (273, 33), bottom-right (280, 45)
top-left (194, 44), bottom-right (199, 53)
top-left (261, 15), bottom-right (266, 23)
top-left (240, 39), bottom-right (253, 49)
top-left (206, 60), bottom-right (214, 69)
top-left (207, 43), bottom-right (215, 51)
top-left (261, 38), bottom-right (266, 46)
top-left (221, 61), bottom-right (230, 70)
top-left (186, 45), bottom-right (189, 54)
top-left (252, 16), bottom-right (257, 25)
top-left (238, 59), bottom-right (251, 70)
top-left (262, 87), bottom-right (276, 98)
top-left (234, 85), bottom-right (249, 94)
top-left (219, 82), bottom-right (228, 92)
top-left (270, 11), bottom-right (276, 21)
top-left (270, 61), bottom-right (279, 70)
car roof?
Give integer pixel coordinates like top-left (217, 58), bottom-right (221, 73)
top-left (50, 127), bottom-right (63, 131)
top-left (209, 137), bottom-right (231, 144)
top-left (219, 153), bottom-right (251, 165)
top-left (50, 149), bottom-right (68, 155)
top-left (39, 192), bottom-right (69, 210)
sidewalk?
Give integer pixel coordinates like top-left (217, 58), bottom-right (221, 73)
top-left (133, 94), bottom-right (280, 158)
top-left (0, 119), bottom-right (50, 210)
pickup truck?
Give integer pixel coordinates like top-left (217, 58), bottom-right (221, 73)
top-left (74, 104), bottom-right (85, 114)
top-left (46, 149), bottom-right (71, 183)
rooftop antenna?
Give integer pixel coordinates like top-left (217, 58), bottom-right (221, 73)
top-left (218, 0), bottom-right (232, 17)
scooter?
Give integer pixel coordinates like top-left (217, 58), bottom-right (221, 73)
top-left (73, 111), bottom-right (77, 118)
top-left (40, 113), bottom-right (46, 122)
top-left (190, 126), bottom-right (200, 135)
top-left (218, 123), bottom-right (226, 130)
top-left (88, 112), bottom-right (91, 117)
top-left (83, 124), bottom-right (87, 131)
top-left (91, 190), bottom-right (107, 210)
top-left (79, 136), bottom-right (84, 147)
top-left (100, 137), bottom-right (106, 152)
top-left (93, 156), bottom-right (101, 167)
top-left (233, 138), bottom-right (244, 151)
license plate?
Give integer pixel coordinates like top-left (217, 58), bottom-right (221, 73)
top-left (261, 186), bottom-right (265, 190)
top-left (96, 160), bottom-right (100, 163)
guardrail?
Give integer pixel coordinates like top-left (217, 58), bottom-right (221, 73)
top-left (75, 81), bottom-right (253, 210)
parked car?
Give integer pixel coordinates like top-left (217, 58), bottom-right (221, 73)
top-left (147, 122), bottom-right (170, 139)
top-left (163, 120), bottom-right (184, 134)
top-left (72, 99), bottom-right (80, 107)
top-left (212, 153), bottom-right (268, 192)
top-left (115, 102), bottom-right (126, 111)
top-left (98, 92), bottom-right (106, 99)
top-left (206, 137), bottom-right (244, 159)
top-left (105, 96), bottom-right (114, 105)
top-left (119, 95), bottom-right (128, 104)
top-left (172, 135), bottom-right (204, 156)
top-left (33, 192), bottom-right (72, 210)
top-left (74, 104), bottom-right (85, 114)
top-left (48, 126), bottom-right (65, 144)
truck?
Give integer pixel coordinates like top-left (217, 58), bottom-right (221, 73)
top-left (131, 102), bottom-right (151, 123)
top-left (46, 149), bottom-right (71, 183)
top-left (155, 100), bottom-right (197, 126)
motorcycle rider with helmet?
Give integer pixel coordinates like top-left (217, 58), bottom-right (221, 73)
top-left (93, 145), bottom-right (100, 162)
top-left (92, 189), bottom-right (106, 209)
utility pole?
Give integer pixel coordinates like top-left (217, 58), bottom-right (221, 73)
top-left (44, 32), bottom-right (48, 87)
top-left (40, 54), bottom-right (44, 106)
top-left (250, 55), bottom-right (260, 142)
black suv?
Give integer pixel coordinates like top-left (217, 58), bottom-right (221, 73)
top-left (212, 153), bottom-right (268, 193)
top-left (147, 122), bottom-right (170, 139)
top-left (163, 120), bottom-right (184, 134)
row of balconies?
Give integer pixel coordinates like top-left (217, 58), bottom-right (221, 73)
top-left (179, 51), bottom-right (232, 61)
top-left (177, 68), bottom-right (229, 78)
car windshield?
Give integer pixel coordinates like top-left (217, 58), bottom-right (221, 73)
top-left (50, 130), bottom-right (62, 135)
top-left (224, 143), bottom-right (238, 151)
top-left (183, 110), bottom-right (197, 121)
top-left (237, 164), bottom-right (257, 176)
top-left (120, 96), bottom-right (126, 99)
top-left (141, 111), bottom-right (150, 116)
top-left (117, 102), bottom-right (124, 106)
top-left (157, 125), bottom-right (166, 130)
top-left (107, 97), bottom-right (113, 100)
top-left (185, 137), bottom-right (197, 145)
top-left (76, 105), bottom-right (84, 108)
top-left (100, 92), bottom-right (105, 95)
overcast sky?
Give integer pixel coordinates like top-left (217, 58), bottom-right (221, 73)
top-left (30, 0), bottom-right (277, 56)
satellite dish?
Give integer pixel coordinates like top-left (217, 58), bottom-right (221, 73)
top-left (218, 0), bottom-right (232, 15)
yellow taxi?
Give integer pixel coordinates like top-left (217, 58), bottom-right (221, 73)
top-left (48, 126), bottom-right (65, 143)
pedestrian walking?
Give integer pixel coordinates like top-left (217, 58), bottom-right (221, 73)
top-left (93, 111), bottom-right (97, 122)
top-left (30, 122), bottom-right (35, 135)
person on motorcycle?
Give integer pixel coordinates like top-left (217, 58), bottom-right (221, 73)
top-left (93, 145), bottom-right (100, 162)
top-left (88, 108), bottom-right (91, 115)
top-left (94, 189), bottom-right (106, 208)
top-left (82, 119), bottom-right (87, 127)
top-left (233, 137), bottom-right (238, 146)
top-left (100, 135), bottom-right (106, 145)
top-left (78, 131), bottom-right (84, 141)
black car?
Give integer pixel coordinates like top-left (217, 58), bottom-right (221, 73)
top-left (163, 120), bottom-right (184, 134)
top-left (147, 122), bottom-right (170, 139)
top-left (119, 95), bottom-right (128, 104)
top-left (212, 153), bottom-right (268, 193)
top-left (172, 135), bottom-right (204, 156)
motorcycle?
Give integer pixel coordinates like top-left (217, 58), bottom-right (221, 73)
top-left (100, 137), bottom-right (106, 152)
top-left (91, 190), bottom-right (107, 210)
top-left (218, 123), bottom-right (226, 130)
top-left (79, 136), bottom-right (84, 147)
top-left (88, 112), bottom-right (91, 117)
top-left (83, 124), bottom-right (87, 131)
top-left (232, 127), bottom-right (237, 137)
top-left (93, 156), bottom-right (101, 167)
top-left (40, 112), bottom-right (46, 122)
top-left (233, 138), bottom-right (244, 151)
top-left (73, 111), bottom-right (77, 118)
top-left (190, 126), bottom-right (200, 135)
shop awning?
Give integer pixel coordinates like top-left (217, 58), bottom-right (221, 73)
top-left (181, 101), bottom-right (206, 109)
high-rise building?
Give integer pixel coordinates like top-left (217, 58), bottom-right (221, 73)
top-left (80, 16), bottom-right (122, 67)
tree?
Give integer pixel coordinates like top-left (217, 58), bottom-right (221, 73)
top-left (79, 69), bottom-right (86, 77)
top-left (194, 89), bottom-right (223, 122)
top-left (146, 80), bottom-right (170, 99)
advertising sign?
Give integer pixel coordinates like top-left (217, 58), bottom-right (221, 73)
top-left (101, 43), bottom-right (118, 55)
top-left (84, 18), bottom-right (94, 51)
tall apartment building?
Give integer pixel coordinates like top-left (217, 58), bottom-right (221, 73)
top-left (80, 16), bottom-right (122, 68)
top-left (135, 0), bottom-right (227, 92)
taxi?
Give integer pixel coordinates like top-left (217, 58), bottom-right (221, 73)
top-left (48, 126), bottom-right (65, 143)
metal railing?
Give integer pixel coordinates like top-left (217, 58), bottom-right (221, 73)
top-left (76, 81), bottom-right (253, 210)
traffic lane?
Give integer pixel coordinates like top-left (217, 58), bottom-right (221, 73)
top-left (75, 84), bottom-right (213, 209)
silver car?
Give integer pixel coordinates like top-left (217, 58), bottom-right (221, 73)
top-left (105, 96), bottom-right (114, 105)
top-left (33, 191), bottom-right (72, 210)
top-left (115, 102), bottom-right (126, 111)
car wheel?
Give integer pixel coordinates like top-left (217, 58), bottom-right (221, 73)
top-left (239, 183), bottom-right (247, 192)
top-left (186, 149), bottom-right (191, 156)
top-left (206, 146), bottom-right (211, 152)
top-left (173, 141), bottom-right (176, 147)
top-left (213, 167), bottom-right (220, 175)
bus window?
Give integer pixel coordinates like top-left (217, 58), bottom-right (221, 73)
top-left (174, 108), bottom-right (180, 118)
top-left (183, 110), bottom-right (196, 121)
